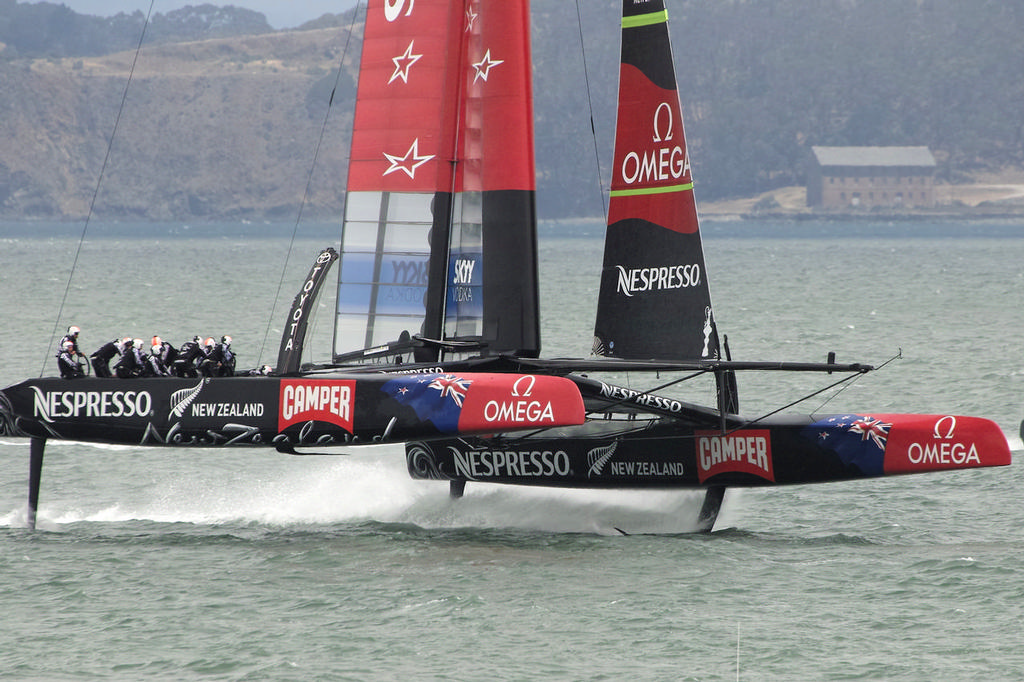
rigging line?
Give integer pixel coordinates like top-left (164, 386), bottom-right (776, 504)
top-left (505, 370), bottom-right (871, 446)
top-left (39, 0), bottom-right (156, 378)
top-left (726, 372), bottom-right (867, 435)
top-left (574, 0), bottom-right (609, 222)
top-left (257, 2), bottom-right (362, 367)
top-left (812, 348), bottom-right (902, 414)
top-left (582, 370), bottom-right (708, 417)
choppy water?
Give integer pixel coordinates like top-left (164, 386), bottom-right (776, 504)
top-left (2, 219), bottom-right (1023, 681)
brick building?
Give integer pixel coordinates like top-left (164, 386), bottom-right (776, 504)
top-left (806, 146), bottom-right (936, 209)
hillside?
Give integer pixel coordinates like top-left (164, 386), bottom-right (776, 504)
top-left (1, 0), bottom-right (1022, 222)
top-left (0, 27), bottom-right (357, 220)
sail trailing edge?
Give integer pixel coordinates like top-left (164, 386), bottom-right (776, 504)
top-left (593, 0), bottom-right (720, 362)
top-left (334, 0), bottom-right (538, 365)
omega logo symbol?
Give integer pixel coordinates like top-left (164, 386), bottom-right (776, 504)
top-left (385, 0), bottom-right (414, 22)
top-left (652, 102), bottom-right (674, 143)
top-left (933, 416), bottom-right (956, 439)
top-left (512, 375), bottom-right (535, 397)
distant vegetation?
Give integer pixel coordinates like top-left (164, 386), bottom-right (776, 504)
top-left (0, 1), bottom-right (274, 56)
top-left (0, 0), bottom-right (1020, 220)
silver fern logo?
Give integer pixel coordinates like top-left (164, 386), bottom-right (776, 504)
top-left (587, 441), bottom-right (618, 477)
top-left (170, 380), bottom-right (206, 418)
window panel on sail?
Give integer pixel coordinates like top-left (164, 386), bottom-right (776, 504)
top-left (335, 314), bottom-right (367, 350)
top-left (343, 192), bottom-right (381, 222)
top-left (381, 224), bottom-right (430, 253)
top-left (341, 221), bottom-right (379, 252)
top-left (365, 314), bottom-right (422, 349)
top-left (385, 192), bottom-right (435, 223)
top-left (338, 253), bottom-right (375, 283)
top-left (337, 282), bottom-right (373, 314)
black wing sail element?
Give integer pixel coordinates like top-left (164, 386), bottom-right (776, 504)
top-left (593, 1), bottom-right (719, 362)
top-left (277, 248), bottom-right (339, 374)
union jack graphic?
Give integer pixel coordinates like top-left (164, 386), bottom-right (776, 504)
top-left (428, 374), bottom-right (472, 407)
top-left (382, 373), bottom-right (474, 434)
top-left (848, 416), bottom-right (892, 450)
top-left (802, 413), bottom-right (891, 476)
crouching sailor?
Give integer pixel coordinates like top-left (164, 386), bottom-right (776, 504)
top-left (90, 337), bottom-right (128, 378)
top-left (57, 339), bottom-right (85, 379)
top-left (172, 336), bottom-right (204, 377)
top-left (113, 338), bottom-right (140, 378)
top-left (200, 335), bottom-right (236, 377)
top-left (143, 342), bottom-right (172, 376)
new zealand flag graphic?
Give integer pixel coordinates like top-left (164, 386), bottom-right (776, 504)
top-left (802, 414), bottom-right (892, 476)
top-left (381, 373), bottom-right (474, 434)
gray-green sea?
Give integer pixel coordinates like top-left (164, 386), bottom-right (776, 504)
top-left (1, 219), bottom-right (1023, 680)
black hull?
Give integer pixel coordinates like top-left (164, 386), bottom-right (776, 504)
top-left (407, 410), bottom-right (1012, 489)
top-left (0, 372), bottom-right (586, 449)
top-left (1, 373), bottom-right (1010, 491)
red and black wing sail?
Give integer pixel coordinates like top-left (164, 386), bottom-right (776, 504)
top-left (335, 0), bottom-right (539, 364)
top-left (592, 1), bottom-right (720, 362)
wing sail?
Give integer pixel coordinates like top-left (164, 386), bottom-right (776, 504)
top-left (334, 0), bottom-right (539, 365)
top-left (593, 1), bottom-right (720, 362)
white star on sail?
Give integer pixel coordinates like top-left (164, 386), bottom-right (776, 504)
top-left (383, 138), bottom-right (435, 178)
top-left (465, 6), bottom-right (478, 31)
top-left (388, 41), bottom-right (422, 84)
top-left (471, 49), bottom-right (503, 83)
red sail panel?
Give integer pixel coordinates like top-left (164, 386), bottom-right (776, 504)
top-left (460, 0), bottom-right (536, 192)
top-left (347, 0), bottom-right (462, 193)
top-left (606, 64), bottom-right (698, 234)
top-left (347, 0), bottom-right (535, 194)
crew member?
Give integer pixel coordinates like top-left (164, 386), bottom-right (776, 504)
top-left (144, 343), bottom-right (172, 377)
top-left (199, 336), bottom-right (235, 377)
top-left (172, 336), bottom-right (204, 377)
top-left (151, 336), bottom-right (178, 368)
top-left (59, 326), bottom-right (84, 359)
top-left (90, 337), bottom-right (126, 378)
top-left (57, 340), bottom-right (84, 379)
top-left (113, 338), bottom-right (139, 378)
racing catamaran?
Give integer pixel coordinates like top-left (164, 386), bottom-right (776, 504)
top-left (0, 0), bottom-right (1010, 531)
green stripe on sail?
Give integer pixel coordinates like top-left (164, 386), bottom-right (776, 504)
top-left (610, 182), bottom-right (693, 198)
top-left (621, 10), bottom-right (668, 29)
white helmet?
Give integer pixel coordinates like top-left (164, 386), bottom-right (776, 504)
top-left (123, 337), bottom-right (134, 346)
top-left (152, 344), bottom-right (162, 355)
top-left (204, 337), bottom-right (215, 349)
top-left (221, 335), bottom-right (232, 346)
top-left (134, 338), bottom-right (144, 349)
top-left (68, 325), bottom-right (80, 336)
top-left (62, 339), bottom-right (74, 351)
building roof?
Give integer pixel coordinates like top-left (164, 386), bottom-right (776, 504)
top-left (811, 146), bottom-right (936, 168)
